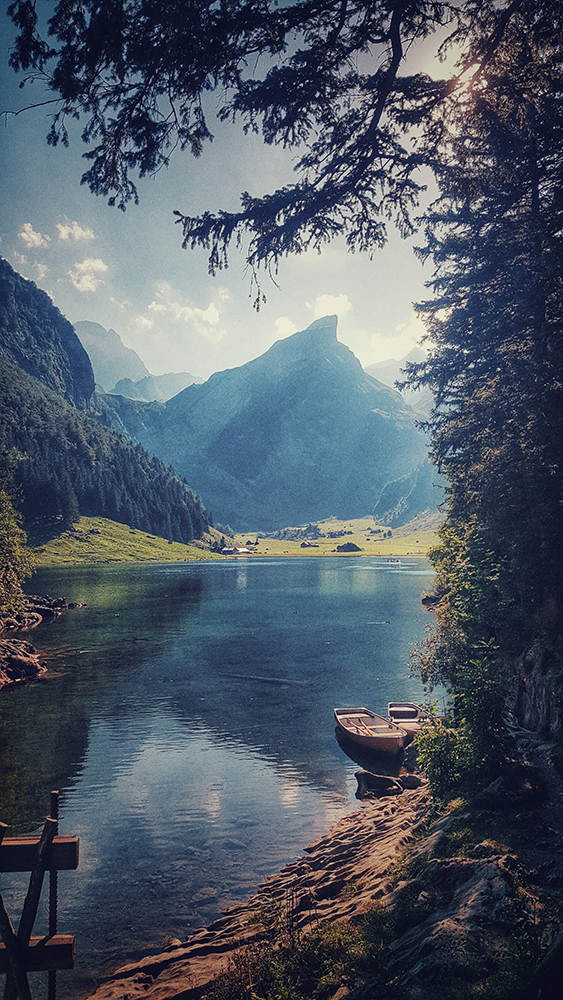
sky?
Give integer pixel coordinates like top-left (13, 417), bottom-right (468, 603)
top-left (0, 8), bottom-right (442, 382)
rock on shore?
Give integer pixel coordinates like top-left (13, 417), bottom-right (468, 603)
top-left (0, 595), bottom-right (83, 688)
top-left (0, 636), bottom-right (47, 688)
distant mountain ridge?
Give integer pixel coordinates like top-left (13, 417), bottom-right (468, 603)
top-left (74, 320), bottom-right (150, 390)
top-left (74, 320), bottom-right (202, 400)
top-left (98, 316), bottom-right (438, 531)
top-left (364, 348), bottom-right (433, 415)
top-left (111, 371), bottom-right (203, 402)
top-left (1, 258), bottom-right (439, 536)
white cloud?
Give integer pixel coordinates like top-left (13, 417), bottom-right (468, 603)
top-left (68, 257), bottom-right (109, 293)
top-left (110, 296), bottom-right (133, 311)
top-left (35, 263), bottom-right (49, 281)
top-left (123, 281), bottom-right (234, 375)
top-left (57, 220), bottom-right (95, 242)
top-left (311, 293), bottom-right (353, 319)
top-left (19, 223), bottom-right (51, 249)
top-left (275, 316), bottom-right (297, 337)
top-left (392, 312), bottom-right (426, 344)
top-left (14, 251), bottom-right (27, 265)
top-left (368, 311), bottom-right (426, 362)
top-left (135, 313), bottom-right (154, 329)
top-left (143, 282), bottom-right (224, 341)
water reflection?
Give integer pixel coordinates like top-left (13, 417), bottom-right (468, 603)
top-left (334, 727), bottom-right (405, 776)
top-left (0, 556), bottom-right (434, 998)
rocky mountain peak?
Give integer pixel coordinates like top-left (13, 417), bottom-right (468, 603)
top-left (123, 315), bottom-right (431, 531)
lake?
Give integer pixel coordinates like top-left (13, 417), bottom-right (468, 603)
top-left (0, 556), bottom-right (434, 998)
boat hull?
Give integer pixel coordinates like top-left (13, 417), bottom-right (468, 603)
top-left (387, 702), bottom-right (430, 737)
top-left (333, 707), bottom-right (405, 754)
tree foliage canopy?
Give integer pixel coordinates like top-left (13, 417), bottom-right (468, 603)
top-left (0, 488), bottom-right (34, 616)
top-left (405, 0), bottom-right (563, 668)
top-left (9, 1), bottom-right (560, 297)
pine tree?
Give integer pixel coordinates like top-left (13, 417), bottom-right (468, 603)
top-left (399, 2), bottom-right (563, 724)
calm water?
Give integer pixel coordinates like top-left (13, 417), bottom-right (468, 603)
top-left (1, 556), bottom-right (434, 997)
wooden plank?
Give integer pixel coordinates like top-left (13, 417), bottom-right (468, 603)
top-left (5, 818), bottom-right (58, 1000)
top-left (0, 936), bottom-right (75, 973)
top-left (0, 894), bottom-right (32, 1000)
top-left (0, 837), bottom-right (79, 873)
top-left (18, 817), bottom-right (58, 945)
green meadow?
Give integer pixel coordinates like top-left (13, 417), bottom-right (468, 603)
top-left (32, 512), bottom-right (440, 566)
top-left (234, 512), bottom-right (440, 558)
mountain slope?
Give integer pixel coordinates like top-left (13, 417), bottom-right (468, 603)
top-left (0, 354), bottom-right (208, 542)
top-left (0, 257), bottom-right (94, 407)
top-left (74, 320), bottom-right (150, 390)
top-left (364, 348), bottom-right (433, 416)
top-left (116, 316), bottom-right (433, 531)
top-left (0, 260), bottom-right (208, 542)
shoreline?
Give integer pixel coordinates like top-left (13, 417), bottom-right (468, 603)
top-left (84, 733), bottom-right (563, 1000)
top-left (84, 786), bottom-right (431, 1000)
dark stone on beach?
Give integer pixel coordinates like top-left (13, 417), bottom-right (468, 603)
top-left (355, 770), bottom-right (403, 799)
top-left (399, 774), bottom-right (424, 789)
top-left (1, 595), bottom-right (85, 688)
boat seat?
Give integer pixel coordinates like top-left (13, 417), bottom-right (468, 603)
top-left (345, 717), bottom-right (374, 735)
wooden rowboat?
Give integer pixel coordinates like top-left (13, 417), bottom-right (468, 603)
top-left (387, 702), bottom-right (431, 737)
top-left (333, 707), bottom-right (406, 754)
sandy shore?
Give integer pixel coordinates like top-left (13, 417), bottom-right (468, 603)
top-left (85, 785), bottom-right (430, 1000)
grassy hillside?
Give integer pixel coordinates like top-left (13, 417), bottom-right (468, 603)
top-left (33, 517), bottom-right (223, 566)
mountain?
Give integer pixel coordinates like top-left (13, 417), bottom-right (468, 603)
top-left (364, 347), bottom-right (433, 415)
top-left (0, 260), bottom-right (208, 542)
top-left (0, 257), bottom-right (94, 408)
top-left (111, 371), bottom-right (203, 402)
top-left (372, 460), bottom-right (443, 528)
top-left (99, 316), bottom-right (437, 531)
top-left (74, 320), bottom-right (150, 390)
top-left (75, 320), bottom-right (202, 400)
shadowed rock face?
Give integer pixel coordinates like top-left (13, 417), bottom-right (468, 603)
top-left (74, 320), bottom-right (150, 391)
top-left (122, 316), bottom-right (431, 531)
top-left (0, 257), bottom-right (95, 408)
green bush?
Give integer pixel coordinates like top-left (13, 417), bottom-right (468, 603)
top-left (414, 720), bottom-right (471, 801)
top-left (0, 489), bottom-right (34, 615)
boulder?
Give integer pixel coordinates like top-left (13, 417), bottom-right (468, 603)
top-left (355, 771), bottom-right (403, 799)
top-left (0, 638), bottom-right (46, 687)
